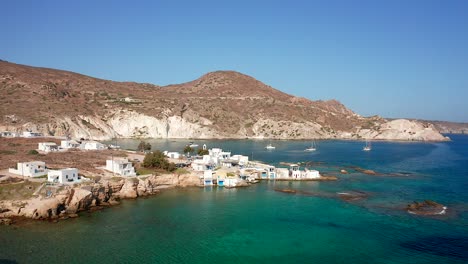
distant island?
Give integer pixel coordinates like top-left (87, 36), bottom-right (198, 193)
top-left (0, 61), bottom-right (450, 141)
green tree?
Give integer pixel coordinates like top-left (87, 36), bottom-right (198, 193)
top-left (197, 148), bottom-right (209, 156)
top-left (137, 141), bottom-right (151, 152)
top-left (183, 145), bottom-right (194, 155)
top-left (143, 150), bottom-right (176, 172)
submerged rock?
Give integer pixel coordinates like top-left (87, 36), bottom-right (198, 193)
top-left (407, 200), bottom-right (447, 216)
top-left (275, 189), bottom-right (297, 194)
top-left (337, 191), bottom-right (369, 201)
top-left (0, 218), bottom-right (12, 225)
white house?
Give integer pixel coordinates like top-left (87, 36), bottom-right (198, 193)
top-left (224, 178), bottom-right (239, 187)
top-left (47, 168), bottom-right (80, 184)
top-left (191, 159), bottom-right (209, 171)
top-left (0, 131), bottom-right (19, 137)
top-left (209, 148), bottom-right (231, 161)
top-left (220, 160), bottom-right (233, 168)
top-left (248, 162), bottom-right (277, 179)
top-left (302, 169), bottom-right (321, 179)
top-left (163, 151), bottom-right (181, 159)
top-left (198, 148), bottom-right (232, 167)
top-left (106, 158), bottom-right (136, 176)
top-left (22, 131), bottom-right (42, 138)
top-left (80, 141), bottom-right (107, 150)
top-left (276, 168), bottom-right (289, 178)
top-left (203, 170), bottom-right (214, 186)
top-left (231, 155), bottom-right (249, 166)
top-left (61, 140), bottom-right (80, 149)
top-left (9, 161), bottom-right (47, 177)
top-left (38, 142), bottom-right (59, 152)
top-left (289, 164), bottom-right (302, 178)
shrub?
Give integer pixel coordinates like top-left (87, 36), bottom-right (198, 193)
top-left (183, 145), bottom-right (194, 154)
top-left (197, 148), bottom-right (209, 156)
top-left (143, 150), bottom-right (176, 172)
top-left (175, 168), bottom-right (189, 175)
top-left (28, 149), bottom-right (39, 155)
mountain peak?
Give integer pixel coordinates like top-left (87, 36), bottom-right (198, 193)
top-left (162, 70), bottom-right (291, 100)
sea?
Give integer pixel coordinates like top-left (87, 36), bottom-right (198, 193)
top-left (1, 135), bottom-right (467, 264)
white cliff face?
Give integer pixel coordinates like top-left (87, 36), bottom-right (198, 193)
top-left (1, 110), bottom-right (448, 141)
top-left (107, 110), bottom-right (169, 138)
top-left (106, 110), bottom-right (218, 139)
top-left (41, 110), bottom-right (218, 140)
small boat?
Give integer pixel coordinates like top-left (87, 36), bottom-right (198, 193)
top-left (189, 142), bottom-right (199, 148)
top-left (304, 141), bottom-right (317, 152)
top-left (108, 144), bottom-right (121, 149)
top-left (265, 144), bottom-right (276, 150)
top-left (363, 140), bottom-right (372, 151)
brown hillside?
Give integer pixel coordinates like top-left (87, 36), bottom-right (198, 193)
top-left (0, 61), bottom-right (371, 138)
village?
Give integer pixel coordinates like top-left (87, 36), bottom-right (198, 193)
top-left (0, 130), bottom-right (329, 189)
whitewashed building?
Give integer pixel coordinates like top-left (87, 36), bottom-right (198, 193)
top-left (276, 168), bottom-right (289, 178)
top-left (38, 142), bottom-right (59, 152)
top-left (164, 151), bottom-right (181, 159)
top-left (231, 155), bottom-right (249, 166)
top-left (191, 159), bottom-right (209, 171)
top-left (302, 169), bottom-right (321, 179)
top-left (0, 131), bottom-right (19, 137)
top-left (224, 178), bottom-right (239, 187)
top-left (203, 170), bottom-right (214, 186)
top-left (289, 164), bottom-right (302, 178)
top-left (9, 161), bottom-right (47, 177)
top-left (22, 131), bottom-right (42, 137)
top-left (47, 168), bottom-right (80, 184)
top-left (80, 141), bottom-right (107, 150)
top-left (106, 158), bottom-right (136, 176)
top-left (61, 140), bottom-right (80, 149)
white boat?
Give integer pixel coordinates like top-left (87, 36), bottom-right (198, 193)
top-left (265, 144), bottom-right (276, 150)
top-left (304, 141), bottom-right (317, 152)
top-left (363, 140), bottom-right (372, 151)
top-left (189, 142), bottom-right (199, 148)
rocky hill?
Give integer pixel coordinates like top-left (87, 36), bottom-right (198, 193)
top-left (0, 61), bottom-right (447, 141)
top-left (420, 120), bottom-right (468, 134)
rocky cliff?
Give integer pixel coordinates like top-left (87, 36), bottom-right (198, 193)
top-left (0, 61), bottom-right (447, 141)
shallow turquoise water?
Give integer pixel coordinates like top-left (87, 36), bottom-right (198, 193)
top-left (1, 135), bottom-right (467, 263)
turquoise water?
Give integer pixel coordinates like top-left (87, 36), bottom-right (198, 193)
top-left (1, 136), bottom-right (467, 263)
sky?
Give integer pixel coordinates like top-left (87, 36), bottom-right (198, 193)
top-left (1, 0), bottom-right (468, 122)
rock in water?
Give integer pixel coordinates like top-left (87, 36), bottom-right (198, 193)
top-left (407, 200), bottom-right (447, 216)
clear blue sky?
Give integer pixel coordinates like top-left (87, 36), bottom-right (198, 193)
top-left (2, 0), bottom-right (468, 122)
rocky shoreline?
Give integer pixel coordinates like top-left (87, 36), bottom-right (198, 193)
top-left (0, 173), bottom-right (201, 225)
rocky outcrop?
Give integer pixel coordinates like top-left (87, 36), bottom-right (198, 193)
top-left (407, 200), bottom-right (447, 215)
top-left (0, 173), bottom-right (201, 222)
top-left (357, 119), bottom-right (448, 141)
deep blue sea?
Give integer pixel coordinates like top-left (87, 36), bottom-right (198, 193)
top-left (1, 135), bottom-right (467, 263)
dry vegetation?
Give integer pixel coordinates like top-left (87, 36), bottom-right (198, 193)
top-left (0, 138), bottom-right (126, 175)
top-left (0, 61), bottom-right (377, 137)
top-left (0, 180), bottom-right (41, 200)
